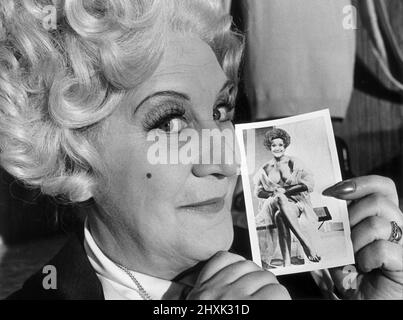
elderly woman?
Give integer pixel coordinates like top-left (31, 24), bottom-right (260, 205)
top-left (0, 0), bottom-right (402, 300)
top-left (254, 128), bottom-right (321, 267)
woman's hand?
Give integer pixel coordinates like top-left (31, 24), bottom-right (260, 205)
top-left (186, 251), bottom-right (291, 300)
top-left (323, 175), bottom-right (403, 299)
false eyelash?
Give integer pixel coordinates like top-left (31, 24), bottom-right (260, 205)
top-left (142, 102), bottom-right (187, 131)
top-left (214, 97), bottom-right (236, 115)
top-left (215, 89), bottom-right (237, 111)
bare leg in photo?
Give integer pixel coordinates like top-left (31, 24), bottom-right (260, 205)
top-left (259, 198), bottom-right (279, 267)
top-left (258, 229), bottom-right (278, 268)
top-left (274, 211), bottom-right (291, 266)
top-left (276, 194), bottom-right (321, 263)
top-left (298, 211), bottom-right (322, 261)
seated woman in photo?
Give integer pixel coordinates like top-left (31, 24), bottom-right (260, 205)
top-left (0, 0), bottom-right (402, 300)
top-left (254, 128), bottom-right (321, 267)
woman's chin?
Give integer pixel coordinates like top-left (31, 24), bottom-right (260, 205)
top-left (192, 224), bottom-right (234, 261)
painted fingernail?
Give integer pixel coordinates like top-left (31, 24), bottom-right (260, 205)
top-left (322, 180), bottom-right (356, 198)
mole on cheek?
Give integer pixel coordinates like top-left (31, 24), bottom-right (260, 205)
top-left (146, 173), bottom-right (152, 179)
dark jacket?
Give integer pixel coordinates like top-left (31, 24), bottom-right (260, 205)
top-left (7, 226), bottom-right (323, 300)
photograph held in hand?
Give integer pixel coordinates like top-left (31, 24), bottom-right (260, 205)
top-left (236, 110), bottom-right (355, 276)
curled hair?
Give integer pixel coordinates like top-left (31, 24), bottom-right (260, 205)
top-left (263, 127), bottom-right (291, 150)
top-left (0, 0), bottom-right (244, 202)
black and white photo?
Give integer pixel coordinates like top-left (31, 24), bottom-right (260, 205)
top-left (236, 110), bottom-right (355, 275)
top-left (1, 0), bottom-right (403, 302)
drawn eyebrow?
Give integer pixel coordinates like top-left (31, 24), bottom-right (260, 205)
top-left (134, 91), bottom-right (190, 113)
top-left (134, 80), bottom-right (234, 114)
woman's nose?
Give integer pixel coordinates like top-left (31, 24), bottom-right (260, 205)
top-left (192, 160), bottom-right (238, 179)
top-left (191, 123), bottom-right (239, 178)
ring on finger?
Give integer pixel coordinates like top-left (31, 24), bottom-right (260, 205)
top-left (388, 221), bottom-right (402, 244)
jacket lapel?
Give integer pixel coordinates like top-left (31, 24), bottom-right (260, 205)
top-left (7, 229), bottom-right (104, 300)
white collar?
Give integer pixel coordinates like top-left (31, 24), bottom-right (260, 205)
top-left (83, 218), bottom-right (185, 300)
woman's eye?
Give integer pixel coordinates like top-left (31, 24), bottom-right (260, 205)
top-left (158, 117), bottom-right (188, 133)
top-left (213, 104), bottom-right (233, 122)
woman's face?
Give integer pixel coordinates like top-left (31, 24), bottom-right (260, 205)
top-left (271, 138), bottom-right (286, 158)
top-left (92, 34), bottom-right (238, 278)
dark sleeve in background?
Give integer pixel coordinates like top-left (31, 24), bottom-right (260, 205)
top-left (0, 168), bottom-right (60, 244)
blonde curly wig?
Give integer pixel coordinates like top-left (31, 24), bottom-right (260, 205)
top-left (0, 0), bottom-right (243, 202)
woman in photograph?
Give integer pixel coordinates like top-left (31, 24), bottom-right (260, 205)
top-left (0, 0), bottom-right (402, 300)
top-left (254, 128), bottom-right (321, 267)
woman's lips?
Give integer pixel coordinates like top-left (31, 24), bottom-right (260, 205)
top-left (179, 197), bottom-right (226, 213)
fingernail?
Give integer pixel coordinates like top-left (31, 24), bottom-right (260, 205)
top-left (322, 180), bottom-right (356, 198)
